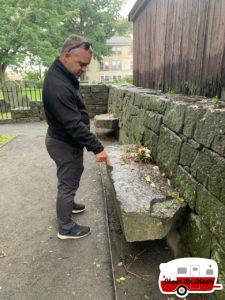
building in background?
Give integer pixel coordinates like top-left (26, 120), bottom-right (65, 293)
top-left (86, 36), bottom-right (133, 84)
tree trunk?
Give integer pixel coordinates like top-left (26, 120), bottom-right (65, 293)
top-left (0, 64), bottom-right (7, 88)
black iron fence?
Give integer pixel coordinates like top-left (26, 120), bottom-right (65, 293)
top-left (0, 86), bottom-right (42, 120)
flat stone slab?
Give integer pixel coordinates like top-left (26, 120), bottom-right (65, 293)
top-left (106, 145), bottom-right (186, 242)
top-left (94, 113), bottom-right (119, 130)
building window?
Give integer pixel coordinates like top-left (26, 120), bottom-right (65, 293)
top-left (112, 75), bottom-right (122, 81)
top-left (112, 47), bottom-right (122, 55)
top-left (101, 75), bottom-right (110, 82)
top-left (100, 61), bottom-right (109, 70)
top-left (111, 60), bottom-right (121, 70)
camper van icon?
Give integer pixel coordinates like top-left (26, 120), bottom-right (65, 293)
top-left (159, 257), bottom-right (223, 298)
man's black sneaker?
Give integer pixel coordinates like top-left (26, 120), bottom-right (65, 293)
top-left (57, 224), bottom-right (91, 240)
top-left (72, 202), bottom-right (85, 214)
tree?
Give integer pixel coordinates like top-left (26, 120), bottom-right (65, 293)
top-left (0, 0), bottom-right (124, 86)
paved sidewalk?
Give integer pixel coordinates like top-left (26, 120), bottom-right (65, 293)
top-left (0, 122), bottom-right (114, 300)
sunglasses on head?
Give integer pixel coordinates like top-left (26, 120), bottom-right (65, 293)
top-left (67, 42), bottom-right (93, 53)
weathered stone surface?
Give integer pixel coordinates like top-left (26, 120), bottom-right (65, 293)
top-left (130, 109), bottom-right (146, 143)
top-left (196, 185), bottom-right (225, 249)
top-left (11, 109), bottom-right (32, 119)
top-left (172, 166), bottom-right (198, 210)
top-left (211, 238), bottom-right (225, 300)
top-left (211, 134), bottom-right (225, 157)
top-left (106, 145), bottom-right (186, 242)
top-left (179, 142), bottom-right (198, 166)
top-left (142, 129), bottom-right (159, 160)
top-left (84, 96), bottom-right (108, 105)
top-left (163, 101), bottom-right (186, 133)
top-left (180, 213), bottom-right (212, 258)
top-left (156, 126), bottom-right (182, 175)
top-left (191, 148), bottom-right (225, 201)
top-left (133, 93), bottom-right (144, 108)
top-left (94, 114), bottom-right (119, 130)
top-left (144, 111), bottom-right (162, 134)
top-left (90, 85), bottom-right (109, 93)
top-left (183, 105), bottom-right (207, 138)
top-left (194, 109), bottom-right (225, 148)
top-left (142, 95), bottom-right (168, 114)
top-left (188, 138), bottom-right (202, 150)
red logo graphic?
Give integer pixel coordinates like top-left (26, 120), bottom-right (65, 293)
top-left (159, 258), bottom-right (223, 298)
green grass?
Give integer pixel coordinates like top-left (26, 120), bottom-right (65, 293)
top-left (0, 112), bottom-right (12, 119)
top-left (0, 88), bottom-right (42, 101)
top-left (0, 135), bottom-right (15, 148)
top-left (22, 88), bottom-right (42, 101)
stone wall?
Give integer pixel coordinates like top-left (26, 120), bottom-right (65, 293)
top-left (80, 84), bottom-right (109, 118)
top-left (108, 85), bottom-right (225, 298)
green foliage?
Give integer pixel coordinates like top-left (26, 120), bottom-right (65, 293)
top-left (212, 95), bottom-right (219, 108)
top-left (112, 75), bottom-right (133, 84)
top-left (23, 71), bottom-right (43, 87)
top-left (114, 18), bottom-right (132, 36)
top-left (0, 0), bottom-right (126, 82)
top-left (0, 135), bottom-right (15, 147)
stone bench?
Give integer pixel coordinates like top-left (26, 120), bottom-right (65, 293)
top-left (106, 145), bottom-right (186, 242)
top-left (94, 113), bottom-right (119, 137)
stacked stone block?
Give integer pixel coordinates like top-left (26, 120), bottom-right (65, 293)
top-left (80, 84), bottom-right (109, 118)
top-left (108, 85), bottom-right (225, 298)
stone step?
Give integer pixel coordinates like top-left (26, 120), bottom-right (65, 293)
top-left (106, 145), bottom-right (186, 242)
top-left (94, 113), bottom-right (119, 130)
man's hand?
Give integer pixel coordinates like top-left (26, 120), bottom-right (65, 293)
top-left (96, 150), bottom-right (113, 168)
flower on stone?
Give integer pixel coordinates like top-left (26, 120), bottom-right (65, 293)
top-left (124, 145), bottom-right (152, 163)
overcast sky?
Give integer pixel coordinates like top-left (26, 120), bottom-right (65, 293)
top-left (120, 0), bottom-right (137, 17)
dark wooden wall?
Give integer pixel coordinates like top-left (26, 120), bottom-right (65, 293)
top-left (131, 0), bottom-right (225, 97)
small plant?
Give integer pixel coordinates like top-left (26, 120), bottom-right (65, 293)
top-left (123, 144), bottom-right (152, 163)
top-left (212, 96), bottom-right (218, 108)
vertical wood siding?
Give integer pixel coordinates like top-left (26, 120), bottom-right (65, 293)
top-left (132, 0), bottom-right (225, 97)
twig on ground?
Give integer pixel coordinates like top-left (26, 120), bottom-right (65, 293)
top-left (123, 249), bottom-right (152, 281)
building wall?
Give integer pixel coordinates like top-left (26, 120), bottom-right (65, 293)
top-left (87, 43), bottom-right (133, 84)
top-left (129, 0), bottom-right (225, 98)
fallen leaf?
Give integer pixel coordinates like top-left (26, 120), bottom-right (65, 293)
top-left (144, 295), bottom-right (150, 299)
top-left (161, 172), bottom-right (166, 177)
top-left (49, 250), bottom-right (53, 253)
top-left (117, 262), bottom-right (123, 267)
top-left (167, 179), bottom-right (171, 186)
top-left (150, 182), bottom-right (156, 188)
top-left (153, 166), bottom-right (159, 171)
top-left (96, 263), bottom-right (101, 268)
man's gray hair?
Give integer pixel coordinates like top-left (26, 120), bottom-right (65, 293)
top-left (61, 34), bottom-right (86, 54)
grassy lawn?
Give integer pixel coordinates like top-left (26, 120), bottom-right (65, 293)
top-left (0, 112), bottom-right (12, 119)
top-left (22, 88), bottom-right (42, 101)
top-left (0, 135), bottom-right (15, 148)
top-left (0, 88), bottom-right (42, 101)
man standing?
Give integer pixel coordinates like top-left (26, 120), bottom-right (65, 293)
top-left (43, 34), bottom-right (110, 240)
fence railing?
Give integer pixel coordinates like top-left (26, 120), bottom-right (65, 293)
top-left (0, 86), bottom-right (42, 120)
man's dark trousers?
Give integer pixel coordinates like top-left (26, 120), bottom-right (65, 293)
top-left (45, 135), bottom-right (84, 232)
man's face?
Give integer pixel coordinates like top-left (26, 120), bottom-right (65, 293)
top-left (62, 48), bottom-right (92, 78)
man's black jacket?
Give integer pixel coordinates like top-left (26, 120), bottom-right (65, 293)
top-left (43, 57), bottom-right (104, 154)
